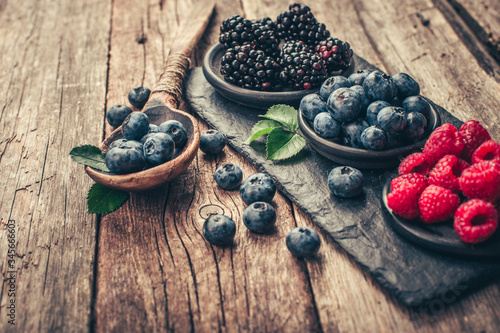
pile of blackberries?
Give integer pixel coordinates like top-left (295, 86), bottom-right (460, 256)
top-left (219, 4), bottom-right (353, 91)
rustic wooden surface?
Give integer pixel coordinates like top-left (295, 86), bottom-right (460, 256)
top-left (1, 0), bottom-right (500, 332)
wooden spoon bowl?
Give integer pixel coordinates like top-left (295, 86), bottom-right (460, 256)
top-left (84, 1), bottom-right (214, 191)
top-left (85, 100), bottom-right (199, 191)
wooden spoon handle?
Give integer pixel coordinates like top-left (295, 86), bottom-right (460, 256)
top-left (150, 0), bottom-right (216, 109)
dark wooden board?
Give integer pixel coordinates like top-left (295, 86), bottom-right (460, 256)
top-left (185, 63), bottom-right (500, 307)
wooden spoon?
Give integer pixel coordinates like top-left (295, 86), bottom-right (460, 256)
top-left (85, 1), bottom-right (215, 191)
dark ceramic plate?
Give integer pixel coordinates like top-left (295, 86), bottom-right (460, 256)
top-left (202, 43), bottom-right (354, 109)
top-left (381, 175), bottom-right (500, 259)
top-left (298, 98), bottom-right (442, 169)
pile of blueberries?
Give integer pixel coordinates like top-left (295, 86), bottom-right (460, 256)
top-left (105, 86), bottom-right (191, 174)
top-left (203, 165), bottom-right (322, 258)
top-left (300, 70), bottom-right (432, 150)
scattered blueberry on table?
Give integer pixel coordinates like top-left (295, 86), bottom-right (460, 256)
top-left (286, 227), bottom-right (321, 258)
top-left (200, 129), bottom-right (226, 155)
top-left (328, 166), bottom-right (364, 198)
top-left (240, 173), bottom-right (276, 205)
top-left (214, 163), bottom-right (243, 190)
top-left (243, 202), bottom-right (277, 234)
top-left (203, 214), bottom-right (236, 247)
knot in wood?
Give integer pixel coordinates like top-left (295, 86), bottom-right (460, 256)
top-left (199, 204), bottom-right (224, 219)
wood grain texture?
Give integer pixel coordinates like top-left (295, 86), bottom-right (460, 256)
top-left (444, 0), bottom-right (500, 62)
top-left (0, 0), bottom-right (110, 331)
top-left (1, 0), bottom-right (499, 332)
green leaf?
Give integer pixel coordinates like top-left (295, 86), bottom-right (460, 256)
top-left (259, 104), bottom-right (299, 131)
top-left (70, 145), bottom-right (110, 172)
top-left (86, 183), bottom-right (128, 214)
top-left (246, 119), bottom-right (282, 144)
top-left (266, 127), bottom-right (307, 161)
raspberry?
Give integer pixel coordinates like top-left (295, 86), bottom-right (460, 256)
top-left (398, 152), bottom-right (432, 176)
top-left (428, 155), bottom-right (469, 192)
top-left (471, 140), bottom-right (500, 165)
top-left (390, 173), bottom-right (428, 195)
top-left (459, 161), bottom-right (500, 202)
top-left (418, 185), bottom-right (461, 223)
top-left (387, 186), bottom-right (421, 220)
top-left (422, 123), bottom-right (464, 165)
top-left (454, 199), bottom-right (498, 244)
top-left (458, 120), bottom-right (491, 162)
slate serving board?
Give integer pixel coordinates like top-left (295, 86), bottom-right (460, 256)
top-left (184, 55), bottom-right (500, 307)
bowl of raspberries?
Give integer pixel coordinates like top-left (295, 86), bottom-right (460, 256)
top-left (298, 70), bottom-right (441, 169)
top-left (383, 121), bottom-right (500, 258)
top-left (202, 3), bottom-right (354, 109)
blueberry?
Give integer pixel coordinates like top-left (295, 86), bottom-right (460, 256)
top-left (214, 163), bottom-right (243, 190)
top-left (240, 173), bottom-right (276, 205)
top-left (387, 132), bottom-right (404, 148)
top-left (348, 70), bottom-right (373, 86)
top-left (143, 132), bottom-right (175, 165)
top-left (109, 139), bottom-right (127, 150)
top-left (402, 95), bottom-right (431, 118)
top-left (300, 93), bottom-right (328, 122)
top-left (106, 104), bottom-right (133, 127)
top-left (361, 125), bottom-right (388, 150)
top-left (286, 227), bottom-right (321, 258)
top-left (128, 86), bottom-right (151, 109)
top-left (366, 100), bottom-right (390, 125)
top-left (392, 73), bottom-right (420, 99)
top-left (377, 106), bottom-right (407, 133)
top-left (105, 145), bottom-right (146, 174)
top-left (363, 71), bottom-right (397, 102)
top-left (319, 76), bottom-right (350, 101)
top-left (159, 120), bottom-right (188, 150)
top-left (404, 111), bottom-right (427, 141)
top-left (328, 166), bottom-right (364, 198)
top-left (203, 214), bottom-right (236, 247)
top-left (342, 118), bottom-right (368, 148)
top-left (109, 139), bottom-right (143, 152)
top-left (243, 202), bottom-right (276, 234)
top-left (349, 85), bottom-right (371, 114)
top-left (200, 130), bottom-right (226, 155)
top-left (140, 124), bottom-right (160, 143)
top-left (313, 112), bottom-right (341, 139)
top-left (327, 87), bottom-right (362, 122)
top-left (122, 111), bottom-right (150, 140)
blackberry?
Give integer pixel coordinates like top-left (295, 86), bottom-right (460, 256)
top-left (279, 41), bottom-right (327, 90)
top-left (220, 44), bottom-right (281, 91)
top-left (219, 15), bottom-right (280, 58)
top-left (315, 37), bottom-right (353, 73)
top-left (275, 3), bottom-right (330, 45)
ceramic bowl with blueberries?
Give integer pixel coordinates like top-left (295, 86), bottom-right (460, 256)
top-left (298, 70), bottom-right (441, 169)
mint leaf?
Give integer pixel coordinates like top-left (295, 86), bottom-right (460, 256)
top-left (246, 119), bottom-right (282, 144)
top-left (260, 104), bottom-right (299, 131)
top-left (87, 183), bottom-right (128, 214)
top-left (70, 145), bottom-right (110, 172)
top-left (266, 127), bottom-right (307, 160)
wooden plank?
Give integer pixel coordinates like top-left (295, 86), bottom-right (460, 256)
top-left (441, 0), bottom-right (500, 63)
top-left (96, 0), bottom-right (322, 332)
top-left (0, 0), bottom-right (110, 331)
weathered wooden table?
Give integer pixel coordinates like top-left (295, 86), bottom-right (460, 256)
top-left (1, 0), bottom-right (500, 332)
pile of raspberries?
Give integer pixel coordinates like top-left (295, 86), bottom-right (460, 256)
top-left (387, 120), bottom-right (500, 244)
